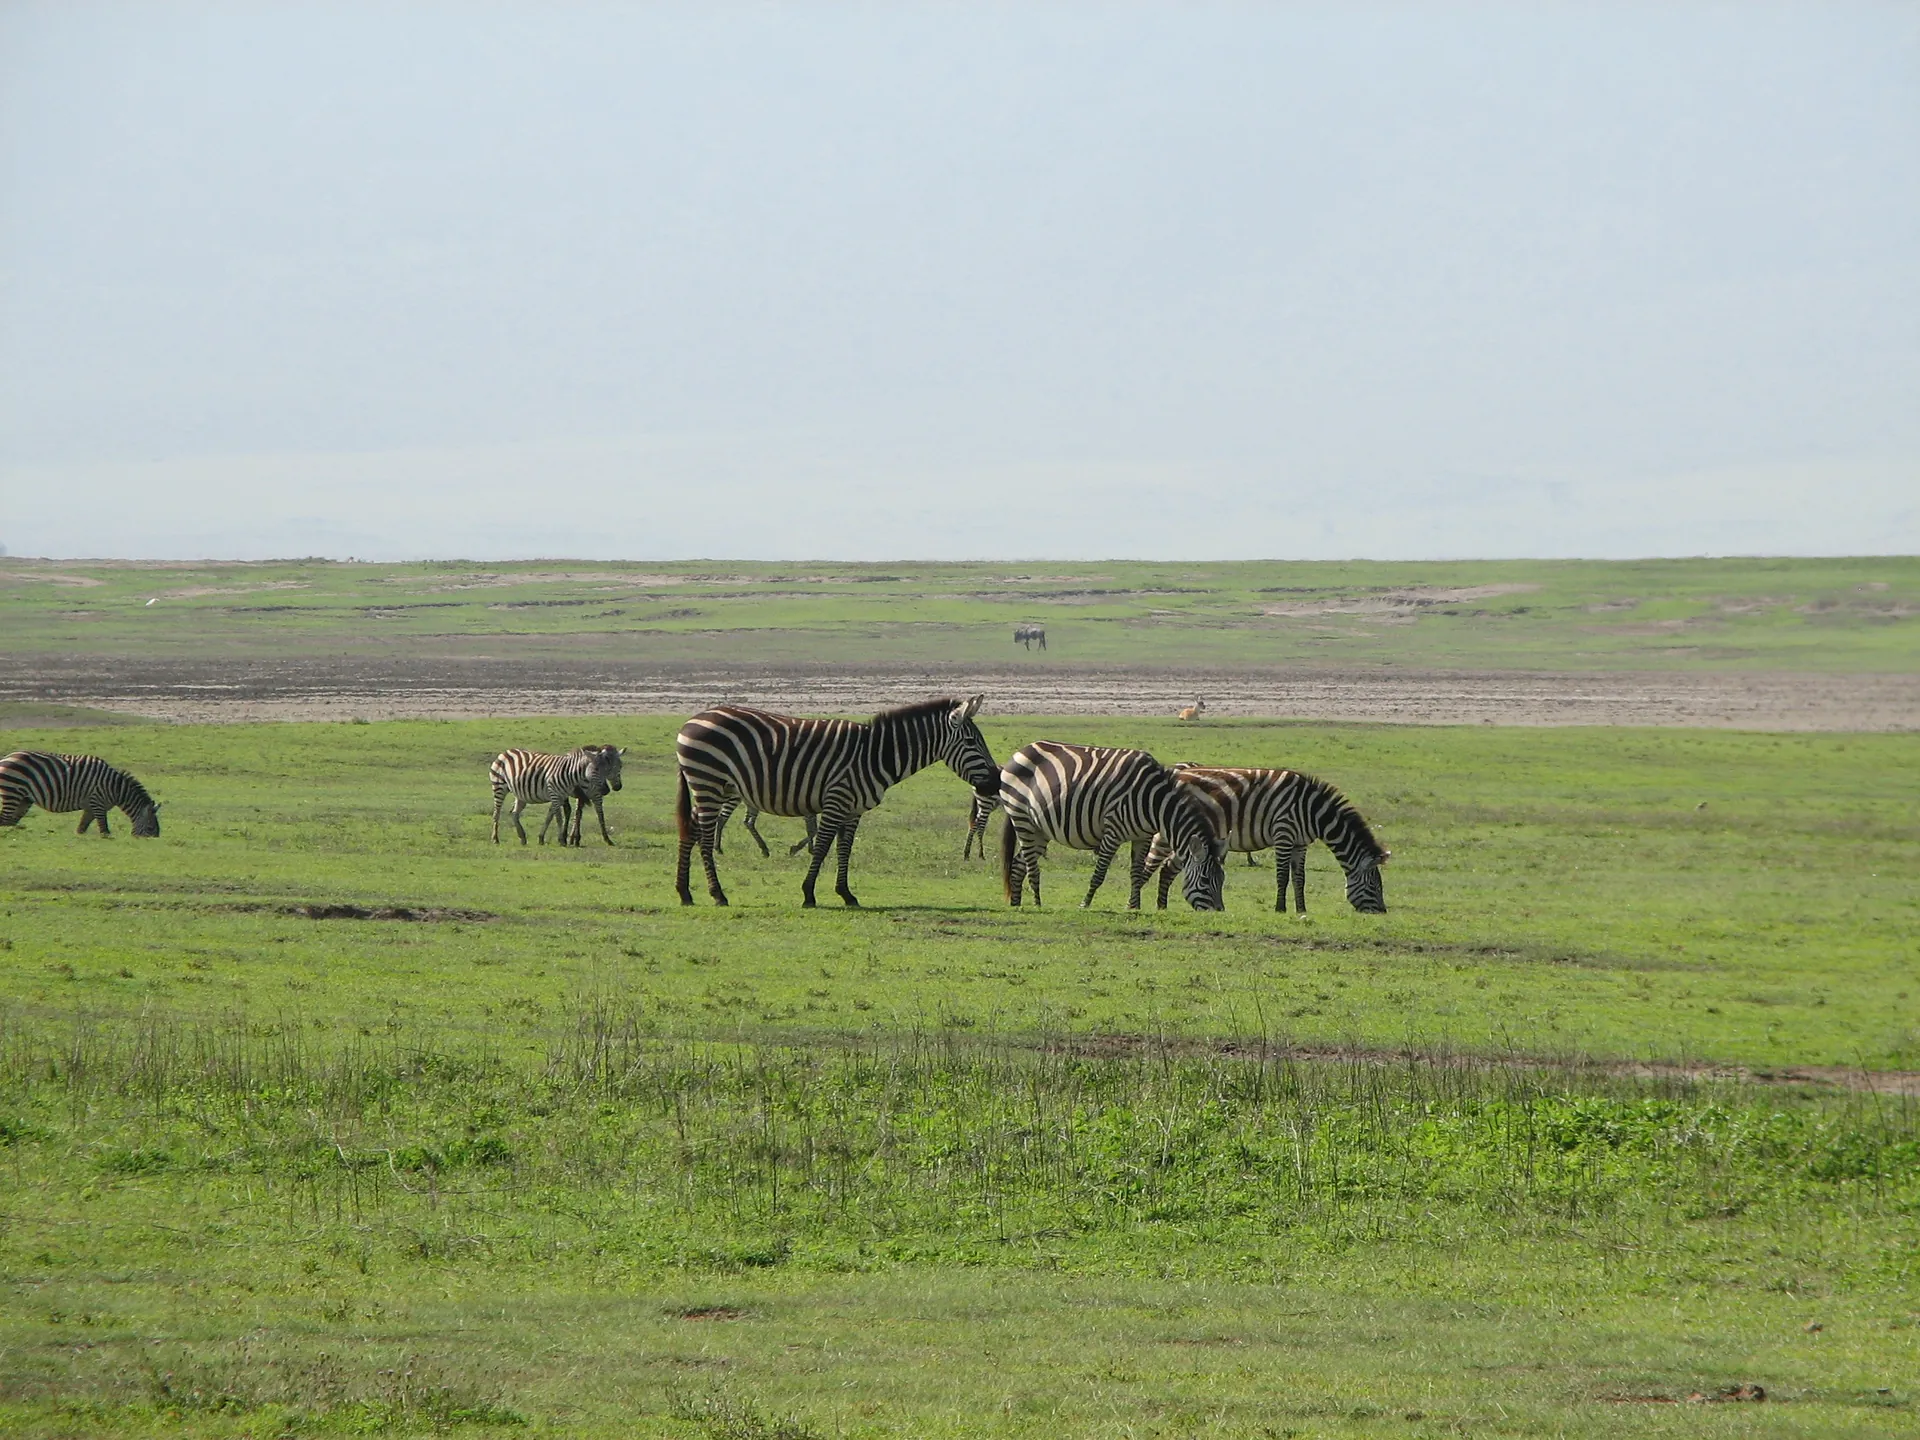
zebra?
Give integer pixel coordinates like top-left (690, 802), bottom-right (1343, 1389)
top-left (1014, 624), bottom-right (1047, 650)
top-left (489, 746), bottom-right (624, 845)
top-left (997, 741), bottom-right (1224, 910)
top-left (675, 695), bottom-right (999, 908)
top-left (962, 789), bottom-right (998, 859)
top-left (1147, 766), bottom-right (1389, 913)
top-left (541, 771), bottom-right (622, 847)
top-left (0, 751), bottom-right (160, 837)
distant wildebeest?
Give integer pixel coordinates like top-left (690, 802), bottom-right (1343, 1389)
top-left (1014, 624), bottom-right (1047, 650)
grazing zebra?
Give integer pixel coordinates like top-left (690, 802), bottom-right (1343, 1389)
top-left (489, 746), bottom-right (624, 845)
top-left (997, 741), bottom-right (1224, 910)
top-left (962, 789), bottom-right (998, 859)
top-left (0, 751), bottom-right (160, 837)
top-left (1014, 624), bottom-right (1047, 650)
top-left (675, 695), bottom-right (999, 908)
top-left (1148, 766), bottom-right (1389, 913)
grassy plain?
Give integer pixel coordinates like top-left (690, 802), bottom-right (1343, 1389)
top-left (1, 714), bottom-right (1918, 1434)
top-left (4, 555), bottom-right (1916, 671)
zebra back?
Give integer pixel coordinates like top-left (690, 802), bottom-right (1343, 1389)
top-left (0, 751), bottom-right (160, 836)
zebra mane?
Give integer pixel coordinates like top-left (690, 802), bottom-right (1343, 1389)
top-left (1294, 771), bottom-right (1386, 860)
top-left (870, 697), bottom-right (966, 728)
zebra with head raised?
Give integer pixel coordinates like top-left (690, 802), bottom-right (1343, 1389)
top-left (675, 695), bottom-right (998, 907)
top-left (997, 741), bottom-right (1224, 910)
top-left (489, 745), bottom-right (624, 845)
top-left (0, 751), bottom-right (160, 837)
top-left (1148, 766), bottom-right (1389, 913)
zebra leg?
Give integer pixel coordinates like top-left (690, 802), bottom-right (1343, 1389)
top-left (788, 814), bottom-right (816, 857)
top-left (539, 797), bottom-right (568, 845)
top-left (510, 795), bottom-right (531, 845)
top-left (741, 806), bottom-right (772, 858)
top-left (491, 786), bottom-right (507, 843)
top-left (1246, 848), bottom-right (1260, 867)
top-left (589, 795), bottom-right (612, 846)
top-left (696, 810), bottom-right (729, 905)
top-left (833, 814), bottom-right (863, 907)
top-left (1126, 837), bottom-right (1151, 910)
top-left (0, 796), bottom-right (28, 827)
top-left (1292, 846), bottom-right (1308, 914)
top-left (1273, 846), bottom-right (1291, 912)
top-left (1082, 833), bottom-right (1124, 908)
top-left (799, 815), bottom-right (839, 908)
top-left (77, 811), bottom-right (93, 834)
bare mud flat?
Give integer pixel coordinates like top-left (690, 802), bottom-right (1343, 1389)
top-left (2, 655), bottom-right (1914, 729)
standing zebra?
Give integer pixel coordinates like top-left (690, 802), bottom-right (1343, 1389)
top-left (0, 751), bottom-right (160, 837)
top-left (962, 789), bottom-right (998, 859)
top-left (489, 746), bottom-right (624, 845)
top-left (1148, 766), bottom-right (1389, 913)
top-left (542, 771), bottom-right (621, 847)
top-left (997, 741), bottom-right (1224, 910)
top-left (675, 695), bottom-right (999, 907)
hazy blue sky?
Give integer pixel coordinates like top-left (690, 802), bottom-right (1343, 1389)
top-left (2, 2), bottom-right (1915, 560)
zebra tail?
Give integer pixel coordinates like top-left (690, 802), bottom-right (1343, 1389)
top-left (675, 766), bottom-right (693, 849)
top-left (1000, 808), bottom-right (1017, 902)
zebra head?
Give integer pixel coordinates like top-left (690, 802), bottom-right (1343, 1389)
top-left (1342, 851), bottom-right (1389, 913)
top-left (131, 800), bottom-right (161, 838)
top-left (585, 745), bottom-right (625, 792)
top-left (1167, 791), bottom-right (1226, 911)
top-left (940, 694), bottom-right (1000, 797)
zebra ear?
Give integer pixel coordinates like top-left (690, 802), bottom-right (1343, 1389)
top-left (960, 693), bottom-right (984, 719)
top-left (617, 747), bottom-right (627, 756)
top-left (1378, 849), bottom-right (1391, 864)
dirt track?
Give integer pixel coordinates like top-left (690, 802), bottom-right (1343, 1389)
top-left (2, 654), bottom-right (1914, 729)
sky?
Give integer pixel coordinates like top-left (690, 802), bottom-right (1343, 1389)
top-left (1, 1), bottom-right (1915, 562)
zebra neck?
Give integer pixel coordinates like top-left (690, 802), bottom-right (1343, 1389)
top-left (870, 714), bottom-right (942, 786)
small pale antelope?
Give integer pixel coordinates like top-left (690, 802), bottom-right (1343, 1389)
top-left (1177, 699), bottom-right (1207, 722)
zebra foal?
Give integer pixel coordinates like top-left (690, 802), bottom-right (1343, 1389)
top-left (0, 751), bottom-right (160, 837)
top-left (997, 741), bottom-right (1224, 910)
top-left (489, 746), bottom-right (624, 845)
top-left (1148, 766), bottom-right (1389, 913)
top-left (675, 695), bottom-right (999, 908)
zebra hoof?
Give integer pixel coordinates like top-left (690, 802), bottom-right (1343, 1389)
top-left (839, 894), bottom-right (860, 908)
top-left (801, 897), bottom-right (817, 909)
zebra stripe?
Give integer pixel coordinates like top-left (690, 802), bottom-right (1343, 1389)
top-left (675, 695), bottom-right (998, 907)
top-left (1149, 766), bottom-right (1389, 913)
top-left (997, 741), bottom-right (1224, 910)
top-left (489, 746), bottom-right (624, 845)
top-left (0, 751), bottom-right (159, 838)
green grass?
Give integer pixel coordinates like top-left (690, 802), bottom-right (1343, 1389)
top-left (2, 715), bottom-right (1918, 1434)
top-left (2, 717), bottom-right (1914, 1066)
top-left (4, 555), bottom-right (1917, 670)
